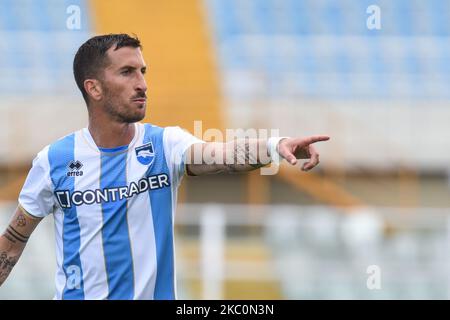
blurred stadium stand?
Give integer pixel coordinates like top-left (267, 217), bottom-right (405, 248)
top-left (0, 0), bottom-right (91, 96)
top-left (206, 0), bottom-right (450, 100)
top-left (0, 0), bottom-right (91, 168)
top-left (204, 0), bottom-right (450, 171)
top-left (1, 0), bottom-right (450, 299)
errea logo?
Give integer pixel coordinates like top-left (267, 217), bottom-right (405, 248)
top-left (67, 160), bottom-right (84, 177)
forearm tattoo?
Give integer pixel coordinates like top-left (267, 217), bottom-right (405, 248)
top-left (225, 139), bottom-right (266, 173)
top-left (0, 212), bottom-right (31, 286)
top-left (0, 252), bottom-right (19, 285)
top-left (187, 139), bottom-right (270, 175)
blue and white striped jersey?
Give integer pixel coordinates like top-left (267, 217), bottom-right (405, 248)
top-left (18, 123), bottom-right (204, 300)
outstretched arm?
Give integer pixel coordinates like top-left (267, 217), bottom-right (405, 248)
top-left (185, 135), bottom-right (330, 176)
top-left (0, 206), bottom-right (42, 286)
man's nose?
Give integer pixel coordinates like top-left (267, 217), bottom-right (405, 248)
top-left (135, 73), bottom-right (147, 92)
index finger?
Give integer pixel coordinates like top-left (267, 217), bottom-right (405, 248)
top-left (297, 135), bottom-right (330, 147)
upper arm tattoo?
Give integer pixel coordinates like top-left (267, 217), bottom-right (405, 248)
top-left (2, 207), bottom-right (41, 245)
top-left (15, 214), bottom-right (26, 228)
top-left (5, 226), bottom-right (29, 244)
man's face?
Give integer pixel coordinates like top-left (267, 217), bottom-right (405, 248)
top-left (99, 46), bottom-right (148, 123)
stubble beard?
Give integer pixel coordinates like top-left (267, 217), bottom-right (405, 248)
top-left (103, 90), bottom-right (146, 124)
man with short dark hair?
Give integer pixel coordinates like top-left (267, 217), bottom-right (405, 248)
top-left (0, 34), bottom-right (329, 299)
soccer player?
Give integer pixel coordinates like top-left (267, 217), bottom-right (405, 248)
top-left (0, 34), bottom-right (329, 299)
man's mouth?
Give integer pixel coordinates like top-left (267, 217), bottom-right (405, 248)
top-left (132, 98), bottom-right (147, 103)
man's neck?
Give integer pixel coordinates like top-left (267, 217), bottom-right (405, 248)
top-left (88, 116), bottom-right (136, 149)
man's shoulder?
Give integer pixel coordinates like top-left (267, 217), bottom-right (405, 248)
top-left (48, 130), bottom-right (80, 150)
top-left (140, 122), bottom-right (181, 131)
top-left (36, 129), bottom-right (81, 159)
top-left (140, 122), bottom-right (168, 137)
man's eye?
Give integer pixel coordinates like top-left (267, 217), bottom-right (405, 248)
top-left (121, 70), bottom-right (130, 75)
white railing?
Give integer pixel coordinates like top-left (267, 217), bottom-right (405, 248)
top-left (1, 202), bottom-right (450, 299)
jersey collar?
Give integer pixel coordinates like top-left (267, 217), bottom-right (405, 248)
top-left (81, 122), bottom-right (142, 153)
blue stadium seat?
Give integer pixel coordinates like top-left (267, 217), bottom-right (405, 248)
top-left (0, 0), bottom-right (92, 95)
top-left (205, 0), bottom-right (450, 100)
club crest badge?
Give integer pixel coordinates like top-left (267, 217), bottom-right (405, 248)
top-left (135, 142), bottom-right (155, 166)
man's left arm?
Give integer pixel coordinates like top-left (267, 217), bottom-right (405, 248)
top-left (185, 135), bottom-right (330, 176)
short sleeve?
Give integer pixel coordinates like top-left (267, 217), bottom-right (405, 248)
top-left (163, 126), bottom-right (205, 187)
top-left (18, 146), bottom-right (55, 218)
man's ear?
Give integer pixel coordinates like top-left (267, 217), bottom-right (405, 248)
top-left (84, 79), bottom-right (103, 101)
